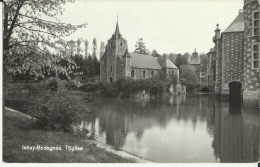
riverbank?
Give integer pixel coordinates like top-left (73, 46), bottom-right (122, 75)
top-left (3, 107), bottom-right (148, 163)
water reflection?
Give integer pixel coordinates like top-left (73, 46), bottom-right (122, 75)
top-left (73, 94), bottom-right (259, 163)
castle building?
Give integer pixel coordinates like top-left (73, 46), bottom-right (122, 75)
top-left (100, 22), bottom-right (179, 83)
top-left (207, 0), bottom-right (259, 102)
top-left (189, 49), bottom-right (201, 83)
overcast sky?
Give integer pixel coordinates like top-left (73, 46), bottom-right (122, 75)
top-left (60, 0), bottom-right (243, 58)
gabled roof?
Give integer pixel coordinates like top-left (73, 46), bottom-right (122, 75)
top-left (161, 57), bottom-right (178, 69)
top-left (224, 12), bottom-right (244, 33)
top-left (129, 53), bottom-right (162, 70)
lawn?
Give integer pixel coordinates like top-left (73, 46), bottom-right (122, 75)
top-left (3, 108), bottom-right (135, 163)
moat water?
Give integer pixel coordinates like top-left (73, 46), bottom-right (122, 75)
top-left (73, 94), bottom-right (259, 163)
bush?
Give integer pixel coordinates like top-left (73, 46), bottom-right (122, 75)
top-left (101, 78), bottom-right (167, 98)
top-left (78, 83), bottom-right (101, 92)
top-left (26, 78), bottom-right (87, 132)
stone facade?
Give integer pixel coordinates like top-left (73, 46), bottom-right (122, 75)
top-left (221, 32), bottom-right (245, 95)
top-left (100, 22), bottom-right (179, 84)
top-left (206, 0), bottom-right (260, 102)
top-left (243, 0), bottom-right (260, 101)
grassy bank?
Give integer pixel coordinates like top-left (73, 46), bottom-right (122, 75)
top-left (3, 108), bottom-right (135, 163)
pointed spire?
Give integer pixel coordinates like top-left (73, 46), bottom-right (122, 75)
top-left (114, 13), bottom-right (121, 38)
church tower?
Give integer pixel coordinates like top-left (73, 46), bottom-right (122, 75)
top-left (103, 21), bottom-right (128, 83)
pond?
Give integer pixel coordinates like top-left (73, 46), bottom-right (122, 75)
top-left (73, 94), bottom-right (259, 163)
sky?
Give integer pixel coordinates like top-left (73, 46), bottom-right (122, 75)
top-left (60, 0), bottom-right (243, 59)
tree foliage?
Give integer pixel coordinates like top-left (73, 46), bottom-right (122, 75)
top-left (179, 65), bottom-right (199, 86)
top-left (134, 38), bottom-right (149, 55)
top-left (174, 54), bottom-right (189, 70)
top-left (200, 53), bottom-right (208, 73)
top-left (151, 49), bottom-right (161, 57)
top-left (3, 0), bottom-right (87, 81)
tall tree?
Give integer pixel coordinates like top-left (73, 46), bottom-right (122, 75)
top-left (174, 54), bottom-right (189, 70)
top-left (134, 38), bottom-right (149, 55)
top-left (151, 49), bottom-right (161, 57)
top-left (3, 0), bottom-right (86, 81)
top-left (200, 53), bottom-right (208, 73)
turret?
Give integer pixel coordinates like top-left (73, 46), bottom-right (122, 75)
top-left (213, 24), bottom-right (221, 43)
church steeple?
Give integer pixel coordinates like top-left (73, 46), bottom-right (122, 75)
top-left (114, 13), bottom-right (121, 38)
top-left (114, 22), bottom-right (121, 37)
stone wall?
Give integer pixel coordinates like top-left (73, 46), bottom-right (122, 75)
top-left (130, 68), bottom-right (160, 80)
top-left (215, 37), bottom-right (222, 93)
top-left (221, 32), bottom-right (244, 95)
top-left (243, 0), bottom-right (260, 100)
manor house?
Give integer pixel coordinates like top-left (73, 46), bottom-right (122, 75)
top-left (206, 0), bottom-right (260, 102)
top-left (100, 22), bottom-right (179, 83)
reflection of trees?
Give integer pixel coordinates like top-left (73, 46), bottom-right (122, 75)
top-left (210, 98), bottom-right (259, 162)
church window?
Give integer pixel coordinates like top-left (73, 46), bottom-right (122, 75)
top-left (131, 69), bottom-right (135, 78)
top-left (110, 66), bottom-right (113, 72)
top-left (120, 42), bottom-right (123, 46)
top-left (143, 70), bottom-right (146, 79)
top-left (252, 44), bottom-right (259, 69)
top-left (151, 71), bottom-right (154, 77)
top-left (253, 11), bottom-right (259, 36)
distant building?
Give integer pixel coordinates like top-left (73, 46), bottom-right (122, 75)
top-left (100, 22), bottom-right (179, 83)
top-left (206, 0), bottom-right (259, 102)
top-left (189, 49), bottom-right (201, 83)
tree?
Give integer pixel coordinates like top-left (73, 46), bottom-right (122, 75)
top-left (3, 0), bottom-right (87, 82)
top-left (151, 49), bottom-right (161, 57)
top-left (134, 38), bottom-right (149, 55)
top-left (200, 53), bottom-right (208, 73)
top-left (179, 65), bottom-right (199, 86)
top-left (174, 54), bottom-right (189, 70)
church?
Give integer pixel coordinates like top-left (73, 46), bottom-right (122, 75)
top-left (100, 22), bottom-right (179, 83)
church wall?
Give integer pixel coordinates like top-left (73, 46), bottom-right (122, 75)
top-left (130, 68), bottom-right (160, 80)
top-left (221, 32), bottom-right (245, 95)
top-left (106, 44), bottom-right (117, 83)
top-left (243, 0), bottom-right (260, 102)
top-left (116, 57), bottom-right (125, 80)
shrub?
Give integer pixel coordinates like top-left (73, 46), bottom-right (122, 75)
top-left (101, 78), bottom-right (167, 98)
top-left (78, 83), bottom-right (101, 92)
top-left (26, 79), bottom-right (87, 132)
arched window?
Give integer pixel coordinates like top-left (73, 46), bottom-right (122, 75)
top-left (110, 77), bottom-right (113, 83)
top-left (143, 70), bottom-right (146, 79)
top-left (151, 71), bottom-right (154, 77)
top-left (131, 69), bottom-right (135, 78)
